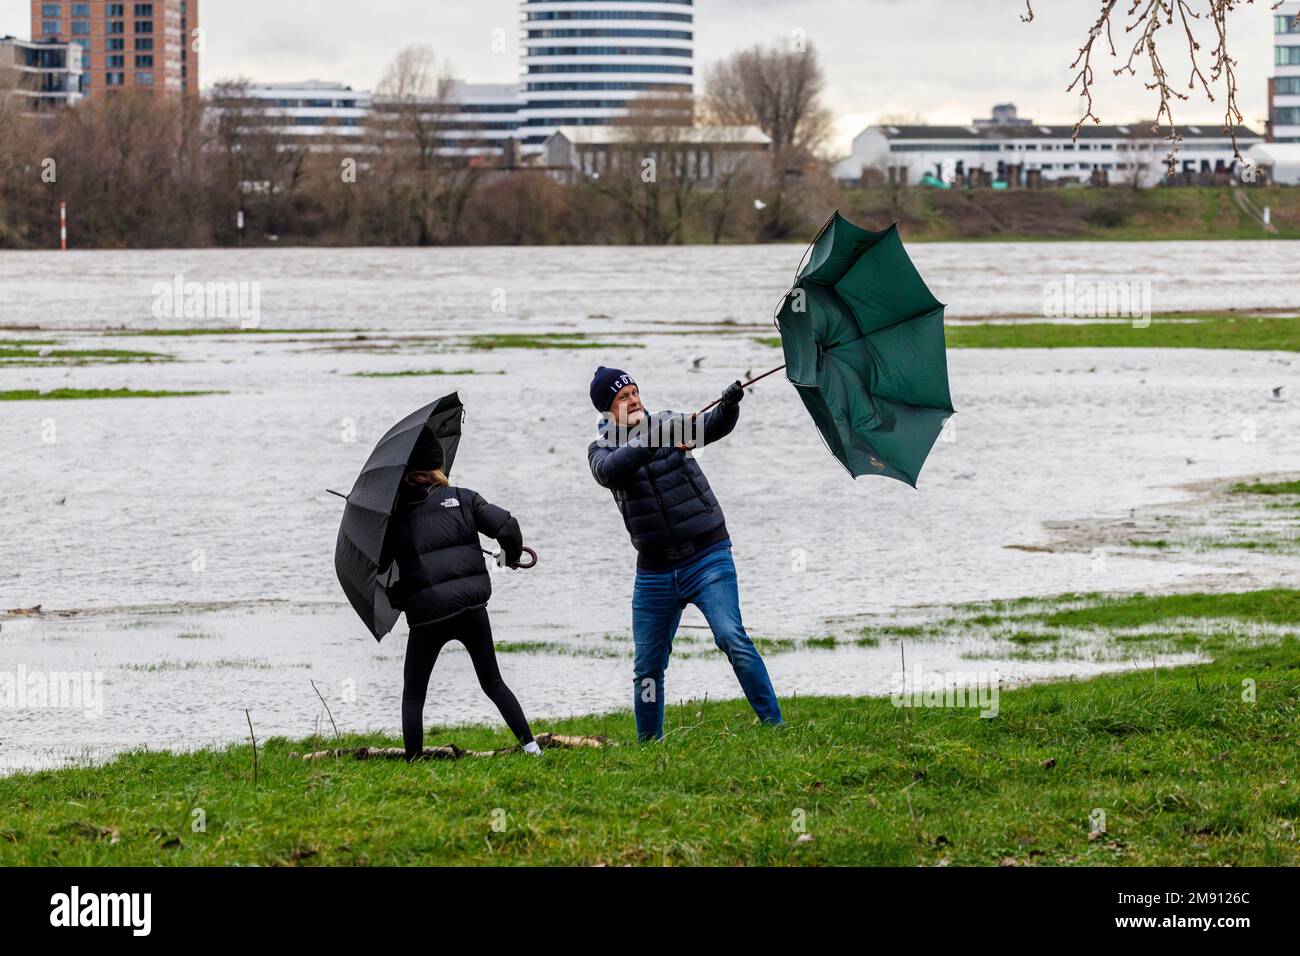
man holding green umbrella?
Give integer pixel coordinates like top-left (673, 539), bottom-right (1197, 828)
top-left (585, 211), bottom-right (952, 742)
top-left (587, 367), bottom-right (784, 741)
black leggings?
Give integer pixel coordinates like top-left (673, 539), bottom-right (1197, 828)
top-left (402, 606), bottom-right (533, 761)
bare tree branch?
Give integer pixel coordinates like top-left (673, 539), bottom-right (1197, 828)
top-left (1032, 1), bottom-right (1284, 177)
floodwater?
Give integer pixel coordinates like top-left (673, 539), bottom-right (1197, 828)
top-left (1, 241), bottom-right (1298, 772)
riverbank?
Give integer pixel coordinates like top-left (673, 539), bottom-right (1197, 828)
top-left (2, 590), bottom-right (1296, 866)
top-left (842, 186), bottom-right (1300, 242)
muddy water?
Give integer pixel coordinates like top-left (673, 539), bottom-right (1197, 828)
top-left (1, 243), bottom-right (1298, 772)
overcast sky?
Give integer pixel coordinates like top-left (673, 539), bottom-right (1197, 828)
top-left (0, 0), bottom-right (1280, 154)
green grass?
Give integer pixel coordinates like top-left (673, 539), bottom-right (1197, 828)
top-left (944, 315), bottom-right (1300, 351)
top-left (1029, 588), bottom-right (1300, 631)
top-left (841, 185), bottom-right (1300, 242)
top-left (2, 593), bottom-right (1296, 866)
top-left (1232, 480), bottom-right (1300, 496)
top-left (350, 369), bottom-right (502, 378)
top-left (0, 345), bottom-right (172, 366)
top-left (114, 328), bottom-right (365, 337)
top-left (755, 313), bottom-right (1300, 352)
top-left (0, 388), bottom-right (222, 401)
top-left (465, 333), bottom-right (644, 351)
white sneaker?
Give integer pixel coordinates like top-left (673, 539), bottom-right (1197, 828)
top-left (522, 740), bottom-right (542, 756)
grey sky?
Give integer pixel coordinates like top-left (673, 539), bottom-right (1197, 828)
top-left (0, 0), bottom-right (1279, 155)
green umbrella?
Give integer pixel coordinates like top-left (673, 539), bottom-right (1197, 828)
top-left (701, 212), bottom-right (954, 486)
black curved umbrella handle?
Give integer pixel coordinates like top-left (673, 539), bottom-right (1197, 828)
top-left (482, 546), bottom-right (539, 570)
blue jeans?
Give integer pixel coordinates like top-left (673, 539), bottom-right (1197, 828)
top-left (631, 545), bottom-right (783, 740)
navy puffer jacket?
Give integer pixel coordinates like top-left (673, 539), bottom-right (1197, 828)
top-left (588, 402), bottom-right (739, 571)
top-left (386, 484), bottom-right (522, 626)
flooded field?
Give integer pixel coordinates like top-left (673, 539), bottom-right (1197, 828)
top-left (1, 241), bottom-right (1298, 771)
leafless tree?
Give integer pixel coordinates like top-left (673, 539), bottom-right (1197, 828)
top-left (366, 45), bottom-right (483, 244)
top-left (0, 63), bottom-right (26, 243)
top-left (1025, 0), bottom-right (1299, 173)
top-left (208, 78), bottom-right (309, 239)
top-left (371, 45), bottom-right (458, 171)
top-left (701, 40), bottom-right (833, 157)
top-left (574, 95), bottom-right (717, 244)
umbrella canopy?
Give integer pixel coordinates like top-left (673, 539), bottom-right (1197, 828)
top-left (775, 212), bottom-right (955, 486)
top-left (334, 392), bottom-right (465, 641)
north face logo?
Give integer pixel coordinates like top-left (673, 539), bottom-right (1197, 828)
top-left (441, 498), bottom-right (460, 508)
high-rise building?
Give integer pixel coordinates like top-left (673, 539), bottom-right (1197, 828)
top-left (179, 0), bottom-right (198, 96)
top-left (1272, 2), bottom-right (1300, 142)
top-left (518, 0), bottom-right (695, 150)
top-left (30, 0), bottom-right (199, 98)
top-left (0, 34), bottom-right (85, 109)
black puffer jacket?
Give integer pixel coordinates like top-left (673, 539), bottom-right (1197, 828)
top-left (386, 483), bottom-right (522, 626)
top-left (588, 402), bottom-right (739, 571)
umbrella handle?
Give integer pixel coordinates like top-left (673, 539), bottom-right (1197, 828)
top-left (695, 365), bottom-right (787, 415)
top-left (482, 546), bottom-right (539, 570)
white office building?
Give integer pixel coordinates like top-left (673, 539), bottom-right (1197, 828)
top-left (212, 80), bottom-right (527, 160)
top-left (518, 0), bottom-right (696, 151)
top-left (834, 106), bottom-right (1262, 188)
top-left (1273, 2), bottom-right (1300, 142)
top-left (235, 80), bottom-right (372, 143)
top-left (435, 82), bottom-right (525, 159)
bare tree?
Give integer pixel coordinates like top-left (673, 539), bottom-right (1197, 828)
top-left (1025, 0), bottom-right (1300, 173)
top-left (371, 45), bottom-right (457, 171)
top-left (574, 95), bottom-right (715, 244)
top-left (0, 63), bottom-right (26, 243)
top-left (701, 40), bottom-right (833, 157)
top-left (1123, 125), bottom-right (1159, 189)
top-left (208, 78), bottom-right (309, 240)
top-left (367, 45), bottom-right (483, 244)
top-left (875, 112), bottom-right (929, 127)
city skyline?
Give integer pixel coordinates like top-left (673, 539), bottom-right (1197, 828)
top-left (0, 0), bottom-right (1283, 153)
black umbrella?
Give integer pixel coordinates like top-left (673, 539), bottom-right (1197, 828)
top-left (332, 393), bottom-right (466, 641)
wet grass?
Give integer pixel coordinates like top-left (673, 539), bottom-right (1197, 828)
top-left (946, 314), bottom-right (1300, 350)
top-left (465, 333), bottom-right (644, 351)
top-left (123, 658), bottom-right (310, 673)
top-left (1029, 589), bottom-right (1300, 631)
top-left (1, 626), bottom-right (1294, 866)
top-left (0, 388), bottom-right (222, 401)
top-left (0, 345), bottom-right (172, 366)
top-left (494, 641), bottom-right (623, 659)
top-left (349, 369), bottom-right (503, 378)
top-left (115, 328), bottom-right (365, 336)
top-left (1232, 480), bottom-right (1300, 496)
top-left (755, 313), bottom-right (1300, 352)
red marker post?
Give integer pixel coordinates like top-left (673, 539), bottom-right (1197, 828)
top-left (59, 202), bottom-right (67, 251)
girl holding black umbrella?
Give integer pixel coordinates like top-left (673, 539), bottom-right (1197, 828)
top-left (383, 429), bottom-right (542, 760)
top-left (336, 394), bottom-right (541, 761)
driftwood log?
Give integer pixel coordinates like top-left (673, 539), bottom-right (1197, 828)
top-left (293, 732), bottom-right (614, 762)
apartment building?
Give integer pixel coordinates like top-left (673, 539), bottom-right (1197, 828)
top-left (31, 0), bottom-right (199, 97)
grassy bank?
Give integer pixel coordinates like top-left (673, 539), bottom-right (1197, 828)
top-left (944, 314), bottom-right (1300, 351)
top-left (0, 388), bottom-right (221, 401)
top-left (0, 344), bottom-right (172, 367)
top-left (754, 313), bottom-right (1300, 352)
top-left (844, 186), bottom-right (1300, 242)
top-left (2, 591), bottom-right (1296, 866)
